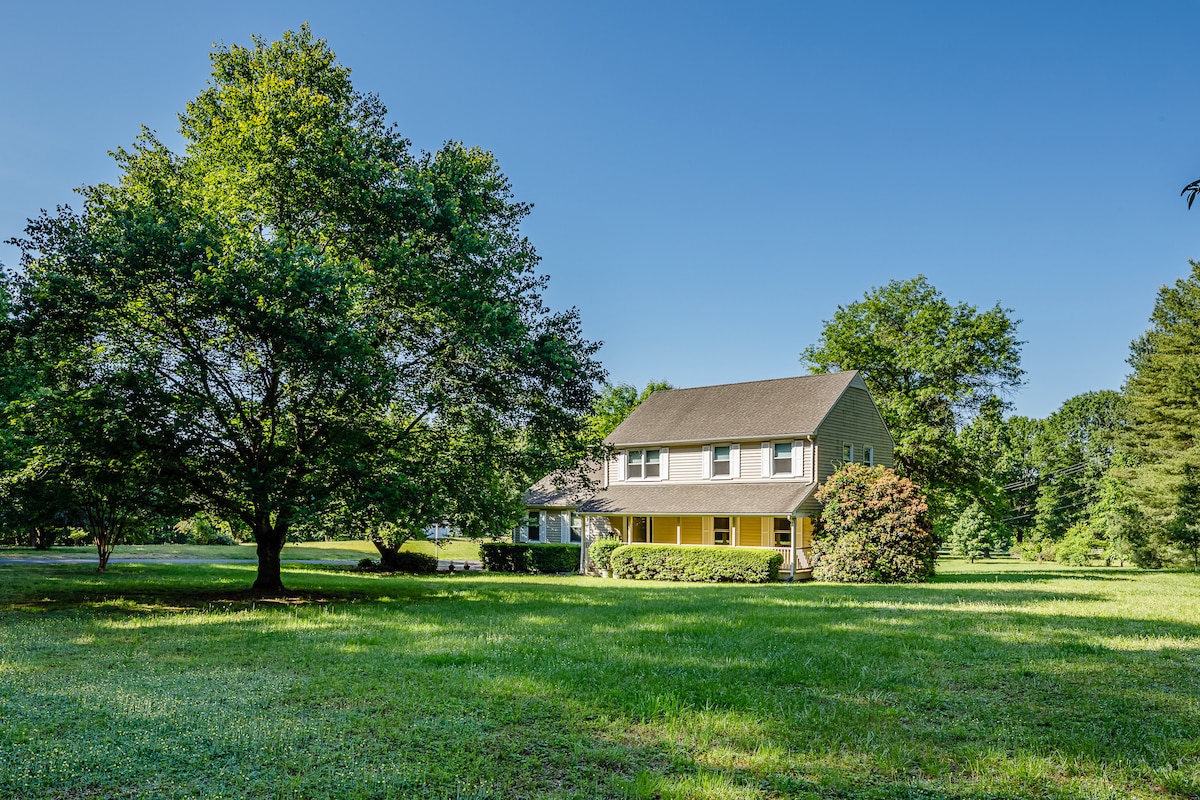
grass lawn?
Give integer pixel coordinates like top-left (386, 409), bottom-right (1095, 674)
top-left (0, 537), bottom-right (483, 563)
top-left (0, 560), bottom-right (1197, 799)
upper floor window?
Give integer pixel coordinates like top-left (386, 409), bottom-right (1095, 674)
top-left (861, 446), bottom-right (874, 466)
top-left (712, 445), bottom-right (731, 476)
top-left (773, 441), bottom-right (793, 475)
top-left (842, 443), bottom-right (854, 465)
top-left (627, 449), bottom-right (660, 479)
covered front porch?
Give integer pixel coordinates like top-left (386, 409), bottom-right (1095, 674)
top-left (586, 513), bottom-right (814, 578)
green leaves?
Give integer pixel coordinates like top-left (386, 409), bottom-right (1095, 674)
top-left (802, 276), bottom-right (1023, 517)
top-left (7, 27), bottom-right (603, 589)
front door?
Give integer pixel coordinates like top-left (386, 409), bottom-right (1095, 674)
top-left (630, 516), bottom-right (649, 543)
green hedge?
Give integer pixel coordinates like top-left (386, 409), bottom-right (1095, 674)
top-left (479, 542), bottom-right (580, 574)
top-left (608, 544), bottom-right (783, 583)
top-left (587, 537), bottom-right (623, 571)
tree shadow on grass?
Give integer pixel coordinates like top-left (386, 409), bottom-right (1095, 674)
top-left (4, 565), bottom-right (1199, 799)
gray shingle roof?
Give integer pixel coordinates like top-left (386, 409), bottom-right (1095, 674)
top-left (607, 371), bottom-right (861, 445)
top-left (578, 482), bottom-right (816, 516)
top-left (523, 462), bottom-right (605, 507)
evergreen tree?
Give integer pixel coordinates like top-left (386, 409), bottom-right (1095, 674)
top-left (1121, 261), bottom-right (1200, 563)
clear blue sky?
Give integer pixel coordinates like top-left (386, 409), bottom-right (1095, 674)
top-left (2, 1), bottom-right (1198, 419)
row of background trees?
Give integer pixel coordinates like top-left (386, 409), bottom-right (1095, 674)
top-left (802, 271), bottom-right (1200, 569)
top-left (2, 27), bottom-right (1198, 585)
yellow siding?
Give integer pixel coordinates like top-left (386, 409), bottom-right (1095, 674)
top-left (652, 516), bottom-right (678, 543)
top-left (800, 517), bottom-right (814, 549)
top-left (737, 517), bottom-right (765, 547)
top-left (680, 516), bottom-right (703, 544)
top-left (701, 516), bottom-right (714, 546)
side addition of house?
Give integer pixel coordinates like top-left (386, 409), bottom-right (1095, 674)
top-left (521, 371), bottom-right (894, 579)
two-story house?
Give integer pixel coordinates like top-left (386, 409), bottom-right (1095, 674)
top-left (521, 371), bottom-right (894, 579)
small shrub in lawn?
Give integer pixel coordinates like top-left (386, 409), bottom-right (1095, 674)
top-left (813, 464), bottom-right (938, 583)
top-left (608, 544), bottom-right (783, 583)
top-left (588, 537), bottom-right (623, 572)
top-left (357, 558), bottom-right (377, 571)
top-left (387, 551), bottom-right (439, 574)
top-left (478, 542), bottom-right (580, 573)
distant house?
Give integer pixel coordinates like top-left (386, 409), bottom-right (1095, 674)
top-left (521, 371), bottom-right (894, 578)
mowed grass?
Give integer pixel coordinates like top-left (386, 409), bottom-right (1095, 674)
top-left (0, 537), bottom-right (483, 563)
top-left (0, 560), bottom-right (1197, 799)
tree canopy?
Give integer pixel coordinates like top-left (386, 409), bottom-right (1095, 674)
top-left (801, 276), bottom-right (1023, 515)
top-left (1119, 262), bottom-right (1200, 545)
top-left (6, 27), bottom-right (603, 591)
top-left (587, 380), bottom-right (672, 442)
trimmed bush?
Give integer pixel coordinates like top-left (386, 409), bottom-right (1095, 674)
top-left (587, 537), bottom-right (623, 572)
top-left (390, 551), bottom-right (440, 574)
top-left (813, 464), bottom-right (937, 583)
top-left (608, 544), bottom-right (783, 583)
top-left (479, 542), bottom-right (580, 573)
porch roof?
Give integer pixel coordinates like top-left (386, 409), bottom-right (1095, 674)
top-left (578, 482), bottom-right (816, 516)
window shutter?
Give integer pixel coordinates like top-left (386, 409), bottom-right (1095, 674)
top-left (702, 444), bottom-right (711, 479)
top-left (762, 442), bottom-right (772, 476)
top-left (660, 447), bottom-right (669, 481)
top-left (731, 443), bottom-right (741, 478)
top-left (619, 451), bottom-right (627, 482)
top-left (794, 440), bottom-right (805, 478)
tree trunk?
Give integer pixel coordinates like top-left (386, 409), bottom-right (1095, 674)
top-left (373, 539), bottom-right (401, 571)
top-left (251, 515), bottom-right (288, 595)
top-left (96, 535), bottom-right (111, 572)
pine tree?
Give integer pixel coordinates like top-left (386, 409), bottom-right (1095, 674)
top-left (1122, 262), bottom-right (1200, 544)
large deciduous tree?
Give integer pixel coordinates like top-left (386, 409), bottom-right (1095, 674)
top-left (8, 27), bottom-right (603, 592)
top-left (801, 276), bottom-right (1023, 516)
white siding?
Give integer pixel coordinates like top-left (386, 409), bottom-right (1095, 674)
top-left (740, 441), bottom-right (763, 479)
top-left (665, 445), bottom-right (704, 482)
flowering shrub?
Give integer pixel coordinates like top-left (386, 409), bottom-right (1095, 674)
top-left (813, 464), bottom-right (937, 583)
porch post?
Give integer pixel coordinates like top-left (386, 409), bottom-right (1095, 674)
top-left (789, 517), bottom-right (797, 581)
top-left (676, 519), bottom-right (681, 545)
top-left (579, 515), bottom-right (588, 573)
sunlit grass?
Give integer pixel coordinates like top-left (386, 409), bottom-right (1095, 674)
top-left (0, 537), bottom-right (484, 563)
top-left (0, 559), bottom-right (1197, 799)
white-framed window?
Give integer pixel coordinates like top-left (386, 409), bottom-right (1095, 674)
top-left (713, 516), bottom-right (731, 546)
top-left (773, 517), bottom-right (792, 547)
top-left (626, 449), bottom-right (661, 480)
top-left (861, 446), bottom-right (874, 466)
top-left (566, 512), bottom-right (583, 543)
top-left (842, 443), bottom-right (854, 465)
top-left (773, 441), bottom-right (793, 475)
top-left (712, 445), bottom-right (731, 477)
top-left (526, 510), bottom-right (542, 542)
